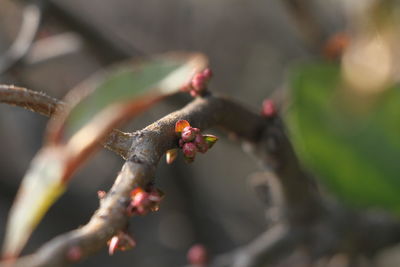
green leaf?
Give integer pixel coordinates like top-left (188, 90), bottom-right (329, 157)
top-left (2, 148), bottom-right (66, 258)
top-left (286, 62), bottom-right (400, 214)
top-left (48, 53), bottom-right (208, 144)
top-left (203, 134), bottom-right (218, 148)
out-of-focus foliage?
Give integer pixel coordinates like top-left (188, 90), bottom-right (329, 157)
top-left (287, 62), bottom-right (400, 214)
top-left (286, 0), bottom-right (400, 216)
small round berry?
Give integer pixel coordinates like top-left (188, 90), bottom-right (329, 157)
top-left (182, 142), bottom-right (197, 158)
top-left (181, 126), bottom-right (196, 142)
top-left (261, 99), bottom-right (276, 118)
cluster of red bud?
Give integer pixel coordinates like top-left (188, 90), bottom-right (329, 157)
top-left (108, 231), bottom-right (136, 255)
top-left (126, 186), bottom-right (164, 216)
top-left (261, 98), bottom-right (277, 118)
top-left (167, 120), bottom-right (218, 164)
top-left (181, 68), bottom-right (213, 97)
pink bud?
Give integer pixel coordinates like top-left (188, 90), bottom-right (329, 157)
top-left (132, 190), bottom-right (150, 207)
top-left (108, 236), bottom-right (119, 255)
top-left (183, 142), bottom-right (197, 158)
top-left (202, 68), bottom-right (213, 80)
top-left (261, 99), bottom-right (276, 118)
top-left (194, 134), bottom-right (208, 153)
top-left (97, 190), bottom-right (106, 199)
top-left (108, 232), bottom-right (136, 255)
top-left (181, 126), bottom-right (196, 142)
top-left (187, 244), bottom-right (208, 266)
top-left (191, 73), bottom-right (207, 91)
top-left (190, 90), bottom-right (199, 97)
top-left (66, 246), bottom-right (82, 262)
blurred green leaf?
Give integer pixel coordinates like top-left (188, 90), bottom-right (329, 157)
top-left (286, 62), bottom-right (400, 214)
top-left (2, 148), bottom-right (66, 258)
top-left (50, 53), bottom-right (207, 142)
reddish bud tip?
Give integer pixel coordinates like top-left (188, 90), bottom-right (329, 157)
top-left (108, 236), bottom-right (119, 255)
top-left (132, 190), bottom-right (149, 207)
top-left (192, 73), bottom-right (207, 91)
top-left (67, 246), bottom-right (82, 262)
top-left (182, 142), bottom-right (197, 158)
top-left (202, 68), bottom-right (213, 79)
top-left (190, 90), bottom-right (200, 97)
top-left (175, 120), bottom-right (191, 134)
top-left (261, 99), bottom-right (276, 118)
top-left (187, 244), bottom-right (208, 266)
top-left (97, 190), bottom-right (106, 199)
top-left (194, 134), bottom-right (208, 153)
top-left (181, 126), bottom-right (197, 142)
top-left (108, 232), bottom-right (136, 255)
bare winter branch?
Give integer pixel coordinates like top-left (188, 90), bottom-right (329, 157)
top-left (1, 89), bottom-right (400, 267)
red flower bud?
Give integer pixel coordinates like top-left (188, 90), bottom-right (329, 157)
top-left (182, 142), bottom-right (197, 158)
top-left (187, 244), bottom-right (208, 266)
top-left (202, 68), bottom-right (213, 80)
top-left (181, 126), bottom-right (196, 142)
top-left (97, 190), bottom-right (106, 199)
top-left (194, 134), bottom-right (208, 153)
top-left (261, 99), bottom-right (276, 118)
top-left (191, 73), bottom-right (207, 92)
top-left (108, 232), bottom-right (136, 255)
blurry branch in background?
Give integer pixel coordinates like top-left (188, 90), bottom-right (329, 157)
top-left (1, 86), bottom-right (400, 267)
top-left (24, 32), bottom-right (84, 66)
top-left (0, 3), bottom-right (42, 73)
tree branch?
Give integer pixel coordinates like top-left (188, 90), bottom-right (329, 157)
top-left (1, 88), bottom-right (400, 267)
top-left (0, 84), bottom-right (131, 158)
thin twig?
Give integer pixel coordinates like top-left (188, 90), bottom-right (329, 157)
top-left (0, 84), bottom-right (130, 158)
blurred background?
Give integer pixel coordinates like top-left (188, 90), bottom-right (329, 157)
top-left (2, 0), bottom-right (399, 266)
